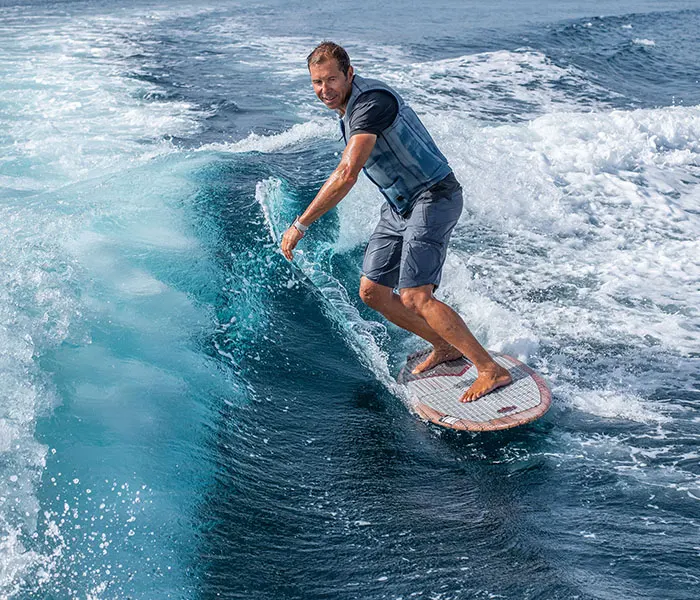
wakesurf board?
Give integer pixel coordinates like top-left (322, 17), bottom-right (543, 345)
top-left (398, 349), bottom-right (551, 431)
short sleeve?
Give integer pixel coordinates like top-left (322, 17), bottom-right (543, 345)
top-left (347, 90), bottom-right (399, 137)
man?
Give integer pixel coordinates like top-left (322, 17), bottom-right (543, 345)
top-left (281, 42), bottom-right (511, 401)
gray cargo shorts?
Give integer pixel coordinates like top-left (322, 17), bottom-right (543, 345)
top-left (362, 173), bottom-right (463, 290)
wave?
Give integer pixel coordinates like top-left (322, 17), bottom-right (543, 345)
top-left (205, 94), bottom-right (700, 369)
top-left (255, 177), bottom-right (406, 400)
top-left (217, 98), bottom-right (700, 453)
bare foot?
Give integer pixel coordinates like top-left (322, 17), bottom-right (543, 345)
top-left (412, 345), bottom-right (463, 374)
top-left (460, 365), bottom-right (512, 402)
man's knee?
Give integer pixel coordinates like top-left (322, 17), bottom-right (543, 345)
top-left (359, 277), bottom-right (392, 310)
top-left (399, 286), bottom-right (433, 315)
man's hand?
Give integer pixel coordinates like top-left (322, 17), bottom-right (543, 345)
top-left (281, 225), bottom-right (304, 260)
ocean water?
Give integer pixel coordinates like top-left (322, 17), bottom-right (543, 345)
top-left (1, 0), bottom-right (698, 598)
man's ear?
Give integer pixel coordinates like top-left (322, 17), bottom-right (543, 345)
top-left (347, 65), bottom-right (354, 80)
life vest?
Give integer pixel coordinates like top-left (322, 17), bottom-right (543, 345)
top-left (340, 74), bottom-right (452, 215)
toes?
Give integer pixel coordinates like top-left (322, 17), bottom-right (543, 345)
top-left (412, 361), bottom-right (429, 374)
top-left (412, 356), bottom-right (435, 374)
top-left (460, 385), bottom-right (486, 402)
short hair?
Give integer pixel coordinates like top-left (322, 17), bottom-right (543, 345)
top-left (306, 41), bottom-right (351, 75)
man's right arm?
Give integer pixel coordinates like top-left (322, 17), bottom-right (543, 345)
top-left (298, 132), bottom-right (377, 223)
top-left (280, 133), bottom-right (376, 260)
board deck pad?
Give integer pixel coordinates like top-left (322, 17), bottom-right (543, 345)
top-left (398, 349), bottom-right (551, 431)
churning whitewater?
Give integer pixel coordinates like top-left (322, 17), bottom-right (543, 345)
top-left (1, 1), bottom-right (698, 599)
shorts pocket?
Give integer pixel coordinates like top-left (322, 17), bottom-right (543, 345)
top-left (419, 189), bottom-right (463, 227)
top-left (400, 238), bottom-right (445, 288)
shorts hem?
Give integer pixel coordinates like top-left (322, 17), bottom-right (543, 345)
top-left (397, 279), bottom-right (441, 291)
top-left (361, 272), bottom-right (399, 289)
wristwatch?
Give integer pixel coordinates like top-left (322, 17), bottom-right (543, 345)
top-left (292, 216), bottom-right (309, 234)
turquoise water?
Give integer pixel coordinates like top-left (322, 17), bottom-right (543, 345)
top-left (1, 1), bottom-right (699, 598)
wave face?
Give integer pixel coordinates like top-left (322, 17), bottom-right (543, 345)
top-left (1, 1), bottom-right (699, 599)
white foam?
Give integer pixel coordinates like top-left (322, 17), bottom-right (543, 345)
top-left (200, 119), bottom-right (338, 154)
top-left (0, 201), bottom-right (70, 595)
top-left (438, 252), bottom-right (540, 359)
top-left (377, 49), bottom-right (619, 121)
top-left (0, 14), bottom-right (205, 192)
top-left (562, 386), bottom-right (672, 424)
top-left (633, 38), bottom-right (656, 47)
top-left (427, 105), bottom-right (700, 355)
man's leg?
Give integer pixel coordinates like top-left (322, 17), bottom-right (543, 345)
top-left (392, 178), bottom-right (509, 399)
top-left (400, 285), bottom-right (512, 402)
top-left (360, 204), bottom-right (462, 370)
top-left (360, 193), bottom-right (463, 374)
top-left (359, 276), bottom-right (458, 354)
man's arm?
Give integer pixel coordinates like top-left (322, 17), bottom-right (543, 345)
top-left (281, 133), bottom-right (377, 260)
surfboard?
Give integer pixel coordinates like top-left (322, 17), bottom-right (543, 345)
top-left (397, 349), bottom-right (551, 431)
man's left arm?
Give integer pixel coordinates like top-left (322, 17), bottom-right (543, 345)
top-left (281, 133), bottom-right (376, 260)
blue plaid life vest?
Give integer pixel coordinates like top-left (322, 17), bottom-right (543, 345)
top-left (340, 74), bottom-right (452, 216)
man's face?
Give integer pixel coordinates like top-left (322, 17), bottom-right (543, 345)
top-left (309, 60), bottom-right (354, 112)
